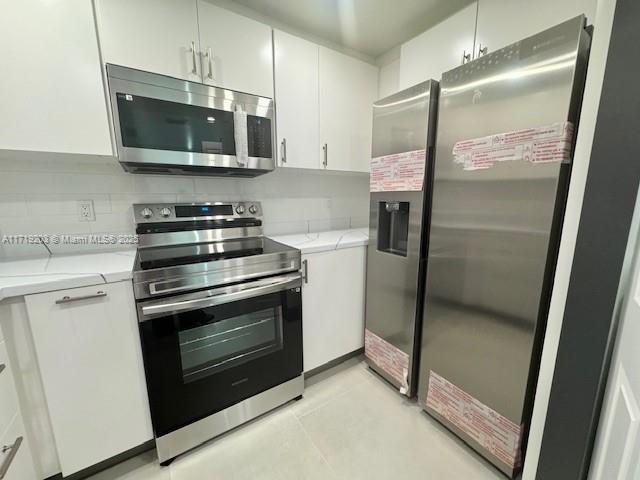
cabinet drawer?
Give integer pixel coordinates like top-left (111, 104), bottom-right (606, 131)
top-left (0, 414), bottom-right (37, 480)
top-left (0, 342), bottom-right (18, 439)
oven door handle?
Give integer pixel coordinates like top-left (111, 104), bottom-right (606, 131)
top-left (140, 273), bottom-right (301, 320)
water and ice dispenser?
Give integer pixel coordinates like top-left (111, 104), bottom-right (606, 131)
top-left (377, 201), bottom-right (410, 257)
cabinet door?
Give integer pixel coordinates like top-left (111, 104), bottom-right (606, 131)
top-left (399, 2), bottom-right (477, 89)
top-left (274, 30), bottom-right (320, 169)
top-left (25, 282), bottom-right (152, 477)
top-left (0, 414), bottom-right (37, 480)
top-left (0, 0), bottom-right (112, 155)
top-left (302, 248), bottom-right (366, 372)
top-left (197, 1), bottom-right (274, 98)
top-left (95, 0), bottom-right (201, 82)
top-left (0, 342), bottom-right (18, 440)
top-left (475, 0), bottom-right (597, 56)
top-left (319, 47), bottom-right (378, 173)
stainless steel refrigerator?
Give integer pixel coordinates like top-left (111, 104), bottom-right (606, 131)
top-left (365, 80), bottom-right (438, 397)
top-left (418, 16), bottom-right (591, 477)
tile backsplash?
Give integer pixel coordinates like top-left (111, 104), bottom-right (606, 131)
top-left (0, 154), bottom-right (369, 258)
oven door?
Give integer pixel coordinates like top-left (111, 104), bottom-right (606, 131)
top-left (137, 273), bottom-right (302, 438)
top-left (107, 64), bottom-right (275, 175)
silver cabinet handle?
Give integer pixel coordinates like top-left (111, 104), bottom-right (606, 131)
top-left (0, 364), bottom-right (4, 375)
top-left (462, 50), bottom-right (472, 64)
top-left (302, 259), bottom-right (308, 284)
top-left (322, 143), bottom-right (328, 168)
top-left (281, 138), bottom-right (287, 164)
top-left (190, 41), bottom-right (198, 75)
top-left (55, 291), bottom-right (107, 304)
top-left (477, 43), bottom-right (489, 57)
top-left (0, 437), bottom-right (23, 479)
top-left (206, 46), bottom-right (214, 80)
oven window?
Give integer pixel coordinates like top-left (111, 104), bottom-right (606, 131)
top-left (177, 305), bottom-right (283, 383)
top-left (116, 93), bottom-right (236, 155)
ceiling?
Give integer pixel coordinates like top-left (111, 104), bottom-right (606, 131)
top-left (229, 0), bottom-right (476, 58)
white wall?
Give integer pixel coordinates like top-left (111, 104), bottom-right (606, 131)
top-left (0, 153), bottom-right (369, 259)
top-left (204, 0), bottom-right (376, 65)
top-left (377, 58), bottom-right (400, 99)
top-left (376, 46), bottom-right (401, 99)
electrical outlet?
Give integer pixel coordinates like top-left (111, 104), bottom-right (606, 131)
top-left (77, 200), bottom-right (96, 222)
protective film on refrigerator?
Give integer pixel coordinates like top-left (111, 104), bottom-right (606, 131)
top-left (370, 149), bottom-right (427, 192)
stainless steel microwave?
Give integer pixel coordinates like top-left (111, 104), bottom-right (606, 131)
top-left (106, 64), bottom-right (275, 177)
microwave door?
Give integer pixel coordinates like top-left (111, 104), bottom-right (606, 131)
top-left (116, 94), bottom-right (237, 157)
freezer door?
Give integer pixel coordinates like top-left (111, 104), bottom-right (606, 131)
top-left (366, 192), bottom-right (426, 393)
top-left (365, 80), bottom-right (438, 396)
top-left (418, 16), bottom-right (590, 477)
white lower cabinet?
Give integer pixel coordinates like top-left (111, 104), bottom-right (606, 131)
top-left (0, 341), bottom-right (18, 441)
top-left (0, 414), bottom-right (37, 480)
top-left (25, 281), bottom-right (152, 477)
top-left (302, 247), bottom-right (367, 372)
top-left (0, 338), bottom-right (37, 480)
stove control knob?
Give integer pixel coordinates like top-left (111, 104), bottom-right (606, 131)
top-left (248, 204), bottom-right (258, 214)
top-left (160, 207), bottom-right (172, 218)
top-left (235, 205), bottom-right (246, 215)
top-left (140, 207), bottom-right (153, 219)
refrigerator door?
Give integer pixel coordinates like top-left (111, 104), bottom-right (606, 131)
top-left (418, 16), bottom-right (590, 477)
top-left (365, 80), bottom-right (438, 396)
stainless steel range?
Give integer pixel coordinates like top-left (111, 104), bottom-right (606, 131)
top-left (132, 201), bottom-right (303, 465)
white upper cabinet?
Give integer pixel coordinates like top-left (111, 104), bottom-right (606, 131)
top-left (475, 0), bottom-right (597, 57)
top-left (95, 0), bottom-right (273, 97)
top-left (319, 47), bottom-right (378, 173)
top-left (95, 0), bottom-right (201, 82)
top-left (0, 0), bottom-right (112, 155)
top-left (399, 3), bottom-right (477, 89)
top-left (274, 30), bottom-right (320, 169)
top-left (197, 2), bottom-right (274, 97)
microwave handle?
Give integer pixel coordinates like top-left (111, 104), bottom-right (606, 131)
top-left (140, 273), bottom-right (301, 320)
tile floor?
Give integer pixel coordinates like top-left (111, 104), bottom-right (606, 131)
top-left (89, 357), bottom-right (505, 480)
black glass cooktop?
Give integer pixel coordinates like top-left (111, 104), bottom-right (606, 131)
top-left (137, 237), bottom-right (294, 271)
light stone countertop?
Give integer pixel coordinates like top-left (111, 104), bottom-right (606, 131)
top-left (271, 228), bottom-right (369, 254)
top-left (0, 250), bottom-right (136, 301)
top-left (0, 228), bottom-right (371, 301)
